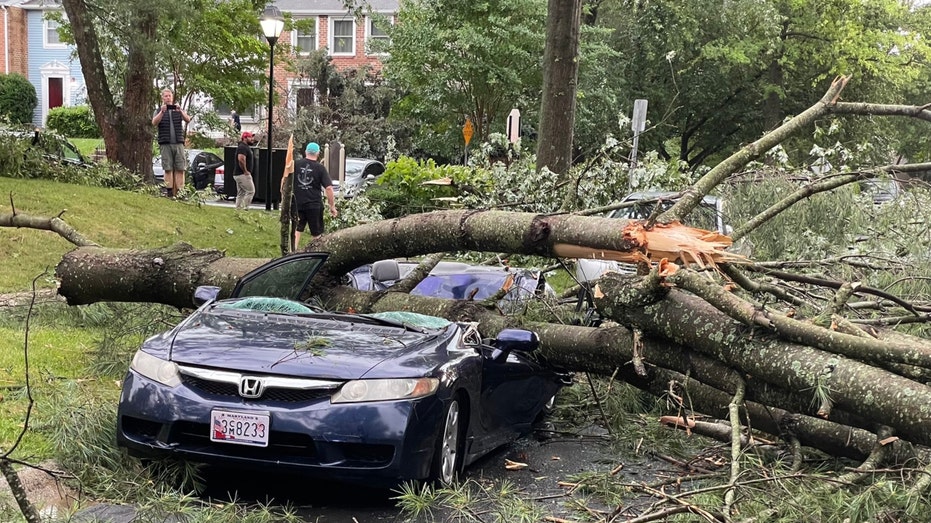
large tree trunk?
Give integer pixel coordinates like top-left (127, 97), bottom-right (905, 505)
top-left (535, 0), bottom-right (582, 180)
top-left (61, 0), bottom-right (157, 180)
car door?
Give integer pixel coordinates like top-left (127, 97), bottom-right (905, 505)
top-left (232, 253), bottom-right (329, 300)
top-left (472, 346), bottom-right (552, 453)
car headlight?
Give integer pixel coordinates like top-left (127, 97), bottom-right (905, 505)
top-left (331, 378), bottom-right (439, 403)
top-left (130, 350), bottom-right (182, 388)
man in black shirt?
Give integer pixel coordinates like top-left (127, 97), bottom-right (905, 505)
top-left (233, 131), bottom-right (257, 210)
top-left (293, 142), bottom-right (337, 248)
top-left (151, 88), bottom-right (191, 197)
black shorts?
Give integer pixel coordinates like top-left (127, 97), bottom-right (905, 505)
top-left (296, 206), bottom-right (325, 236)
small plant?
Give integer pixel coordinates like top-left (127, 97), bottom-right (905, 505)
top-left (392, 481), bottom-right (441, 520)
top-left (46, 105), bottom-right (100, 138)
top-left (294, 337), bottom-right (329, 355)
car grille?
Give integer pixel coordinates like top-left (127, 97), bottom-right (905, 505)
top-left (181, 374), bottom-right (333, 403)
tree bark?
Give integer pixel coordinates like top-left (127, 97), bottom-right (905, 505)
top-left (61, 0), bottom-right (157, 180)
top-left (535, 0), bottom-right (582, 179)
top-left (0, 460), bottom-right (41, 523)
top-left (595, 271), bottom-right (931, 447)
top-left (55, 244), bottom-right (267, 308)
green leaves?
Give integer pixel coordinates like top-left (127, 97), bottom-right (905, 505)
top-left (385, 0), bottom-right (546, 156)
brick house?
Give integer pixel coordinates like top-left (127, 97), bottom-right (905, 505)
top-left (0, 1), bottom-right (28, 77)
top-left (233, 0), bottom-right (397, 132)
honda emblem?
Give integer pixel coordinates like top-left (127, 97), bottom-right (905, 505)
top-left (239, 377), bottom-right (264, 398)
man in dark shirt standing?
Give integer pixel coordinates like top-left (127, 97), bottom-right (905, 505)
top-left (233, 131), bottom-right (257, 210)
top-left (152, 88), bottom-right (191, 198)
top-left (292, 142), bottom-right (337, 249)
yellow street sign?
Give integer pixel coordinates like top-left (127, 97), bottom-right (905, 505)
top-left (463, 118), bottom-right (474, 146)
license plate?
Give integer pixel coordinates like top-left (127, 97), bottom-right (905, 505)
top-left (210, 410), bottom-right (270, 447)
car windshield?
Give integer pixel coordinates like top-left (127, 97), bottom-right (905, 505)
top-left (345, 161), bottom-right (365, 178)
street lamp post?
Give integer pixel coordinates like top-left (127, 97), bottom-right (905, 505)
top-left (260, 6), bottom-right (284, 211)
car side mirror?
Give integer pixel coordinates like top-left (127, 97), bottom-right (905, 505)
top-left (490, 328), bottom-right (539, 362)
top-left (193, 285), bottom-right (222, 307)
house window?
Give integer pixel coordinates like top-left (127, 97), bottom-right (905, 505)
top-left (288, 79), bottom-right (317, 116)
top-left (330, 19), bottom-right (355, 56)
top-left (292, 17), bottom-right (317, 55)
top-left (297, 87), bottom-right (315, 110)
top-left (44, 18), bottom-right (65, 48)
top-left (366, 17), bottom-right (391, 55)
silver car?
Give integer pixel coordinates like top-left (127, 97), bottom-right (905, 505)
top-left (330, 158), bottom-right (385, 197)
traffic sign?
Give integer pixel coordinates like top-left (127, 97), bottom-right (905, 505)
top-left (463, 118), bottom-right (474, 146)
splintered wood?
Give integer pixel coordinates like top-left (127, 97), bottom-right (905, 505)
top-left (554, 220), bottom-right (747, 271)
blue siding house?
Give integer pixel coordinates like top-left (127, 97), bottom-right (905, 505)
top-left (19, 0), bottom-right (85, 126)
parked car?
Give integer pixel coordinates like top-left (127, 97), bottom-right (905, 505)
top-left (859, 178), bottom-right (902, 205)
top-left (116, 253), bottom-right (569, 486)
top-left (153, 149), bottom-right (224, 192)
top-left (346, 259), bottom-right (554, 312)
top-left (0, 127), bottom-right (91, 168)
top-left (331, 158), bottom-right (385, 197)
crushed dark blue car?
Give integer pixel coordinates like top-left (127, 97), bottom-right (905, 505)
top-left (116, 253), bottom-right (570, 486)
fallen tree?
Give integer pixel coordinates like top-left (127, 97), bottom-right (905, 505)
top-left (5, 77), bottom-right (931, 500)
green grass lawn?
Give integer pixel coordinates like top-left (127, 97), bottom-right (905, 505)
top-left (0, 177), bottom-right (284, 293)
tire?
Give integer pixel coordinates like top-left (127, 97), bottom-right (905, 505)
top-left (431, 398), bottom-right (463, 485)
top-left (534, 393), bottom-right (557, 424)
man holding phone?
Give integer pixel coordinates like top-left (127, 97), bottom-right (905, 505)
top-left (152, 88), bottom-right (191, 197)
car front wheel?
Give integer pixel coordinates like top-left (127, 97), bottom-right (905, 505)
top-left (432, 398), bottom-right (463, 485)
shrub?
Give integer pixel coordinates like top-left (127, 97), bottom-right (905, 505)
top-left (46, 105), bottom-right (100, 138)
top-left (369, 156), bottom-right (479, 218)
top-left (0, 73), bottom-right (37, 124)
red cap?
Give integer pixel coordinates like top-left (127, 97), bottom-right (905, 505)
top-left (241, 131), bottom-right (254, 140)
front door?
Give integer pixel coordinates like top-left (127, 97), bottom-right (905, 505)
top-left (48, 78), bottom-right (63, 109)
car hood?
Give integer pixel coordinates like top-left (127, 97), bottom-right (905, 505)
top-left (149, 308), bottom-right (456, 380)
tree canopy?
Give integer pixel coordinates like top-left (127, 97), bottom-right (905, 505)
top-left (384, 0), bottom-right (547, 160)
top-left (591, 0), bottom-right (931, 169)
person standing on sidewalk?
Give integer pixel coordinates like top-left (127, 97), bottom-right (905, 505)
top-left (292, 142), bottom-right (337, 248)
top-left (151, 89), bottom-right (191, 198)
top-left (233, 131), bottom-right (258, 210)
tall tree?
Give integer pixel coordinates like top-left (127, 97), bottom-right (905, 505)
top-left (535, 0), bottom-right (582, 177)
top-left (61, 0), bottom-right (158, 176)
top-left (596, 0), bottom-right (927, 169)
top-left (290, 50), bottom-right (406, 160)
top-left (153, 0), bottom-right (268, 120)
top-left (59, 0), bottom-right (271, 181)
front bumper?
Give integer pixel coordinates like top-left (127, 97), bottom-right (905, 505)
top-left (116, 370), bottom-right (445, 485)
